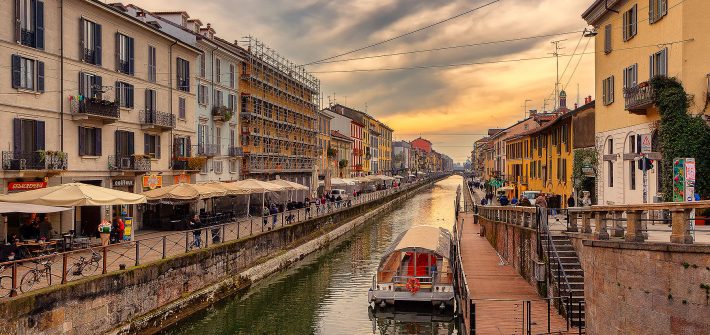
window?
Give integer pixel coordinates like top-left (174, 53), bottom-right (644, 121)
top-left (622, 4), bottom-right (637, 41)
top-left (144, 134), bottom-right (161, 158)
top-left (16, 0), bottom-right (44, 49)
top-left (215, 58), bottom-right (221, 83)
top-left (198, 124), bottom-right (208, 148)
top-left (114, 130), bottom-right (134, 157)
top-left (176, 57), bottom-right (190, 92)
top-left (214, 90), bottom-right (223, 107)
top-left (228, 94), bottom-right (236, 112)
top-left (148, 46), bottom-right (156, 82)
top-left (650, 48), bottom-right (668, 78)
top-left (199, 53), bottom-right (206, 78)
top-left (198, 85), bottom-right (208, 105)
top-left (78, 126), bottom-right (101, 156)
top-left (178, 97), bottom-right (186, 119)
top-left (115, 81), bottom-right (134, 108)
top-left (214, 160), bottom-right (223, 174)
top-left (12, 118), bottom-right (44, 153)
top-left (229, 64), bottom-right (235, 88)
top-left (115, 33), bottom-right (134, 75)
top-left (78, 72), bottom-right (102, 98)
top-left (607, 138), bottom-right (613, 187)
top-left (80, 18), bottom-right (102, 65)
top-left (604, 24), bottom-right (612, 54)
top-left (649, 0), bottom-right (668, 23)
top-left (173, 136), bottom-right (190, 158)
top-left (144, 89), bottom-right (156, 112)
top-left (11, 55), bottom-right (44, 92)
top-left (229, 127), bottom-right (235, 148)
top-left (623, 64), bottom-right (638, 90)
top-left (602, 76), bottom-right (614, 105)
top-left (215, 127), bottom-right (222, 153)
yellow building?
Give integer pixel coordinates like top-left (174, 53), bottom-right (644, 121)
top-left (378, 122), bottom-right (393, 175)
top-left (316, 110), bottom-right (332, 178)
top-left (582, 0), bottom-right (710, 204)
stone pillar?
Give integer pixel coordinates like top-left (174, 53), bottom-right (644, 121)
top-left (581, 212), bottom-right (592, 234)
top-left (670, 208), bottom-right (693, 244)
top-left (612, 210), bottom-right (625, 237)
top-left (625, 210), bottom-right (645, 242)
top-left (594, 211), bottom-right (610, 240)
top-left (567, 210), bottom-right (579, 232)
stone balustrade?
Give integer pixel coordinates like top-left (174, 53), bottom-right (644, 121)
top-left (477, 205), bottom-right (538, 229)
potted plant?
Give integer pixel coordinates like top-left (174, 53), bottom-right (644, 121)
top-left (339, 159), bottom-right (348, 169)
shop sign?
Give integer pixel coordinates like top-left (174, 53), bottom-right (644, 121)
top-left (112, 179), bottom-right (134, 188)
top-left (142, 174), bottom-right (162, 190)
top-left (123, 217), bottom-right (133, 241)
top-left (8, 181), bottom-right (47, 191)
top-left (174, 174), bottom-right (190, 184)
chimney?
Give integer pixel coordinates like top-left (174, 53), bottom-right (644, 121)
top-left (574, 103), bottom-right (578, 109)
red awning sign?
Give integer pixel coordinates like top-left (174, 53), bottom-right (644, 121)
top-left (8, 181), bottom-right (47, 191)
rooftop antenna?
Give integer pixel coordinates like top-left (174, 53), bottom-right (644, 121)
top-left (550, 39), bottom-right (566, 111)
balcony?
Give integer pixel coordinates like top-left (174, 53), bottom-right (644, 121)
top-left (212, 106), bottom-right (234, 122)
top-left (140, 110), bottom-right (175, 131)
top-left (20, 29), bottom-right (35, 47)
top-left (108, 155), bottom-right (151, 172)
top-left (197, 143), bottom-right (220, 157)
top-left (2, 151), bottom-right (68, 171)
top-left (117, 60), bottom-right (130, 74)
top-left (71, 98), bottom-right (120, 123)
top-left (172, 157), bottom-right (205, 172)
top-left (228, 146), bottom-right (244, 157)
top-left (624, 82), bottom-right (655, 114)
top-left (82, 48), bottom-right (99, 65)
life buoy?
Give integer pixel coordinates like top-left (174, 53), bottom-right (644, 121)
top-left (406, 277), bottom-right (421, 294)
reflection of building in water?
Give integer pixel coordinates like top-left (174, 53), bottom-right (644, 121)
top-left (349, 225), bottom-right (372, 275)
top-left (369, 305), bottom-right (458, 335)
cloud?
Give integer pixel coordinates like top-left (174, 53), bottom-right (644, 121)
top-left (128, 0), bottom-right (595, 162)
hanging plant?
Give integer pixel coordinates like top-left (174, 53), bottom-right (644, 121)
top-left (339, 159), bottom-right (348, 169)
top-left (327, 147), bottom-right (337, 158)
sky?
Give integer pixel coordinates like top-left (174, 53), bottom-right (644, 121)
top-left (129, 0), bottom-right (595, 163)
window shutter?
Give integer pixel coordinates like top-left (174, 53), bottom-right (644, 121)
top-left (114, 33), bottom-right (120, 71)
top-left (185, 61), bottom-right (190, 92)
top-left (94, 23), bottom-right (102, 65)
top-left (115, 130), bottom-right (121, 157)
top-left (156, 135), bottom-right (161, 159)
top-left (127, 84), bottom-right (133, 108)
top-left (14, 0), bottom-right (21, 43)
top-left (13, 119), bottom-right (22, 153)
top-left (128, 131), bottom-right (135, 156)
top-left (11, 55), bottom-right (21, 88)
top-left (186, 137), bottom-right (192, 157)
top-left (115, 81), bottom-right (120, 105)
top-left (604, 25), bottom-right (612, 53)
top-left (35, 120), bottom-right (45, 151)
top-left (649, 54), bottom-right (654, 78)
top-left (79, 18), bottom-right (85, 60)
top-left (94, 75), bottom-right (102, 99)
top-left (173, 137), bottom-right (179, 158)
top-left (95, 128), bottom-right (102, 156)
top-left (128, 36), bottom-right (134, 75)
top-left (37, 61), bottom-right (44, 92)
top-left (144, 133), bottom-right (149, 156)
top-left (662, 48), bottom-right (668, 76)
top-left (78, 126), bottom-right (85, 156)
top-left (35, 1), bottom-right (44, 49)
top-left (610, 76), bottom-right (614, 103)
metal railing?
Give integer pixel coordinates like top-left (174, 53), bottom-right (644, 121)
top-left (20, 29), bottom-right (35, 46)
top-left (140, 110), bottom-right (175, 129)
top-left (108, 155), bottom-right (151, 172)
top-left (1, 151), bottom-right (68, 171)
top-left (0, 174), bottom-right (449, 299)
top-left (228, 146), bottom-right (244, 157)
top-left (469, 297), bottom-right (583, 335)
top-left (82, 48), bottom-right (98, 64)
top-left (75, 98), bottom-right (120, 119)
top-left (539, 210), bottom-right (576, 327)
top-left (198, 143), bottom-right (220, 157)
top-left (624, 82), bottom-right (654, 112)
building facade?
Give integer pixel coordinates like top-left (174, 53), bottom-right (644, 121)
top-left (316, 110), bottom-right (332, 179)
top-left (392, 140), bottom-right (411, 176)
top-left (330, 130), bottom-right (352, 178)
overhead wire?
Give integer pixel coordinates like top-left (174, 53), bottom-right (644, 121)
top-left (302, 0), bottom-right (503, 65)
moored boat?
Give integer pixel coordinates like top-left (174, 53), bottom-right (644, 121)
top-left (368, 226), bottom-right (454, 309)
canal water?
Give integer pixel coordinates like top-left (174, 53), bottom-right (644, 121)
top-left (161, 176), bottom-right (462, 335)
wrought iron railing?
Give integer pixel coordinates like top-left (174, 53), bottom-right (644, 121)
top-left (139, 110), bottom-right (175, 129)
top-left (624, 82), bottom-right (654, 112)
top-left (172, 159), bottom-right (189, 170)
top-left (108, 155), bottom-right (151, 172)
top-left (198, 143), bottom-right (220, 157)
top-left (82, 48), bottom-right (98, 64)
top-left (117, 60), bottom-right (130, 74)
top-left (20, 29), bottom-right (35, 47)
top-left (2, 151), bottom-right (68, 171)
top-left (228, 146), bottom-right (243, 157)
top-left (75, 98), bottom-right (120, 119)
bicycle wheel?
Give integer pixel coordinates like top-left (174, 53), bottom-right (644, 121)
top-left (0, 275), bottom-right (12, 297)
top-left (20, 271), bottom-right (39, 293)
top-left (66, 264), bottom-right (82, 282)
top-left (82, 260), bottom-right (99, 277)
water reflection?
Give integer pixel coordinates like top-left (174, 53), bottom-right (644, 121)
top-left (161, 176), bottom-right (462, 335)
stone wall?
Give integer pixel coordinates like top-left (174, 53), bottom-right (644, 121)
top-left (581, 240), bottom-right (710, 335)
top-left (478, 216), bottom-right (541, 289)
top-left (0, 177), bottom-right (445, 335)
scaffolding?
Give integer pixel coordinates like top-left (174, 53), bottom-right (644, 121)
top-left (238, 36), bottom-right (321, 175)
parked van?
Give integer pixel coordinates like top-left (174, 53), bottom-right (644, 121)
top-left (522, 191), bottom-right (541, 206)
top-left (331, 189), bottom-right (349, 201)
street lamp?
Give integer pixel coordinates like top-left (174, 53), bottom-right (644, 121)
top-left (583, 27), bottom-right (598, 38)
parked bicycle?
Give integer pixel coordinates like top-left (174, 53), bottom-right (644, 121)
top-left (66, 249), bottom-right (101, 281)
top-left (20, 258), bottom-right (54, 293)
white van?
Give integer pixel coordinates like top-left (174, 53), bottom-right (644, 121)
top-left (522, 191), bottom-right (540, 205)
top-left (331, 189), bottom-right (349, 201)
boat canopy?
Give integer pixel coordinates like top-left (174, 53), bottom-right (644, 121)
top-left (379, 226), bottom-right (452, 267)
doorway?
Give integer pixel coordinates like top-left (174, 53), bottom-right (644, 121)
top-left (77, 180), bottom-right (102, 237)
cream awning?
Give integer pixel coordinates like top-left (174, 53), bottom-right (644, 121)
top-left (270, 179), bottom-right (309, 191)
top-left (0, 182), bottom-right (146, 206)
top-left (379, 226), bottom-right (452, 266)
top-left (198, 181), bottom-right (250, 196)
top-left (0, 202), bottom-right (71, 214)
top-left (143, 183), bottom-right (227, 201)
top-left (229, 179), bottom-right (287, 193)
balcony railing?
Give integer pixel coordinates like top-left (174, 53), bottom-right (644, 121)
top-left (20, 29), bottom-right (35, 47)
top-left (117, 60), bottom-right (130, 74)
top-left (228, 146), bottom-right (244, 157)
top-left (72, 98), bottom-right (120, 122)
top-left (172, 159), bottom-right (189, 170)
top-left (198, 143), bottom-right (220, 157)
top-left (140, 110), bottom-right (175, 130)
top-left (82, 48), bottom-right (98, 65)
top-left (624, 82), bottom-right (655, 114)
top-left (2, 151), bottom-right (68, 171)
top-left (108, 155), bottom-right (151, 172)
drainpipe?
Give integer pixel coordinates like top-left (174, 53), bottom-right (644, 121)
top-left (59, 0), bottom-right (65, 233)
top-left (168, 40), bottom-right (177, 169)
top-left (209, 44), bottom-right (218, 165)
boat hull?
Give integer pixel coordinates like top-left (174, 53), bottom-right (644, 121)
top-left (368, 288), bottom-right (455, 307)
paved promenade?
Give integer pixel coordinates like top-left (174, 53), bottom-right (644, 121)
top-left (457, 211), bottom-right (577, 334)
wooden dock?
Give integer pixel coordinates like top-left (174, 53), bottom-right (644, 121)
top-left (456, 211), bottom-right (579, 334)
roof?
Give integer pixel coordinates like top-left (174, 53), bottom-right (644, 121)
top-left (515, 100), bottom-right (596, 138)
top-left (379, 226), bottom-right (452, 267)
top-left (330, 130), bottom-right (353, 142)
top-left (582, 0), bottom-right (621, 25)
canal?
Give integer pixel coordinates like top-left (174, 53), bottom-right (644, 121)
top-left (161, 175), bottom-right (462, 335)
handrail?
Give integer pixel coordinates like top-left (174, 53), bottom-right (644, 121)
top-left (541, 208), bottom-right (574, 320)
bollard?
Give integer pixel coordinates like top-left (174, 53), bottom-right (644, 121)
top-left (102, 246), bottom-right (108, 274)
top-left (135, 241), bottom-right (140, 266)
top-left (162, 236), bottom-right (167, 259)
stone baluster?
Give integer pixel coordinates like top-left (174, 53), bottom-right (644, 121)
top-left (670, 208), bottom-right (694, 244)
top-left (581, 211), bottom-right (592, 234)
top-left (612, 210), bottom-right (625, 237)
top-left (594, 211), bottom-right (610, 240)
top-left (625, 209), bottom-right (645, 242)
top-left (530, 209), bottom-right (538, 229)
top-left (567, 210), bottom-right (579, 232)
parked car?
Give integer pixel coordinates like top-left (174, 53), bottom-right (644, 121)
top-left (331, 189), bottom-right (350, 201)
top-left (522, 191), bottom-right (541, 206)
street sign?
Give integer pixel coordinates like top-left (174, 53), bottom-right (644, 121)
top-left (640, 133), bottom-right (652, 153)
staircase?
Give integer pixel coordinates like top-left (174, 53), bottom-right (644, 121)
top-left (540, 229), bottom-right (586, 328)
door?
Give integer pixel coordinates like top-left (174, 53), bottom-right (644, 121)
top-left (80, 206), bottom-right (100, 237)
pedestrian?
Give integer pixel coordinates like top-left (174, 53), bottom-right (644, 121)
top-left (581, 191), bottom-right (592, 207)
top-left (480, 198), bottom-right (488, 206)
top-left (262, 206), bottom-right (270, 226)
top-left (519, 196), bottom-right (531, 207)
top-left (535, 194), bottom-right (548, 209)
top-left (38, 214), bottom-right (51, 240)
top-left (567, 195), bottom-right (576, 208)
top-left (98, 217), bottom-right (112, 247)
top-left (510, 197), bottom-right (518, 206)
top-left (188, 214), bottom-right (202, 248)
top-left (304, 196), bottom-right (312, 218)
top-left (270, 204), bottom-right (278, 229)
top-left (499, 195), bottom-right (509, 206)
top-left (110, 214), bottom-right (121, 244)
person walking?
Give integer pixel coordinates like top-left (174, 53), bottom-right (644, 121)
top-left (188, 214), bottom-right (202, 248)
top-left (567, 195), bottom-right (576, 208)
top-left (270, 204), bottom-right (278, 229)
top-left (262, 206), bottom-right (270, 227)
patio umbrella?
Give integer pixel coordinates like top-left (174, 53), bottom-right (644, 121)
top-left (198, 181), bottom-right (249, 196)
top-left (229, 179), bottom-right (287, 216)
top-left (270, 179), bottom-right (309, 202)
top-left (0, 202), bottom-right (70, 214)
top-left (0, 182), bottom-right (146, 206)
top-left (143, 183), bottom-right (227, 201)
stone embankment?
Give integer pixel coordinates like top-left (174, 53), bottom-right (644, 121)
top-left (0, 176), bottom-right (446, 335)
